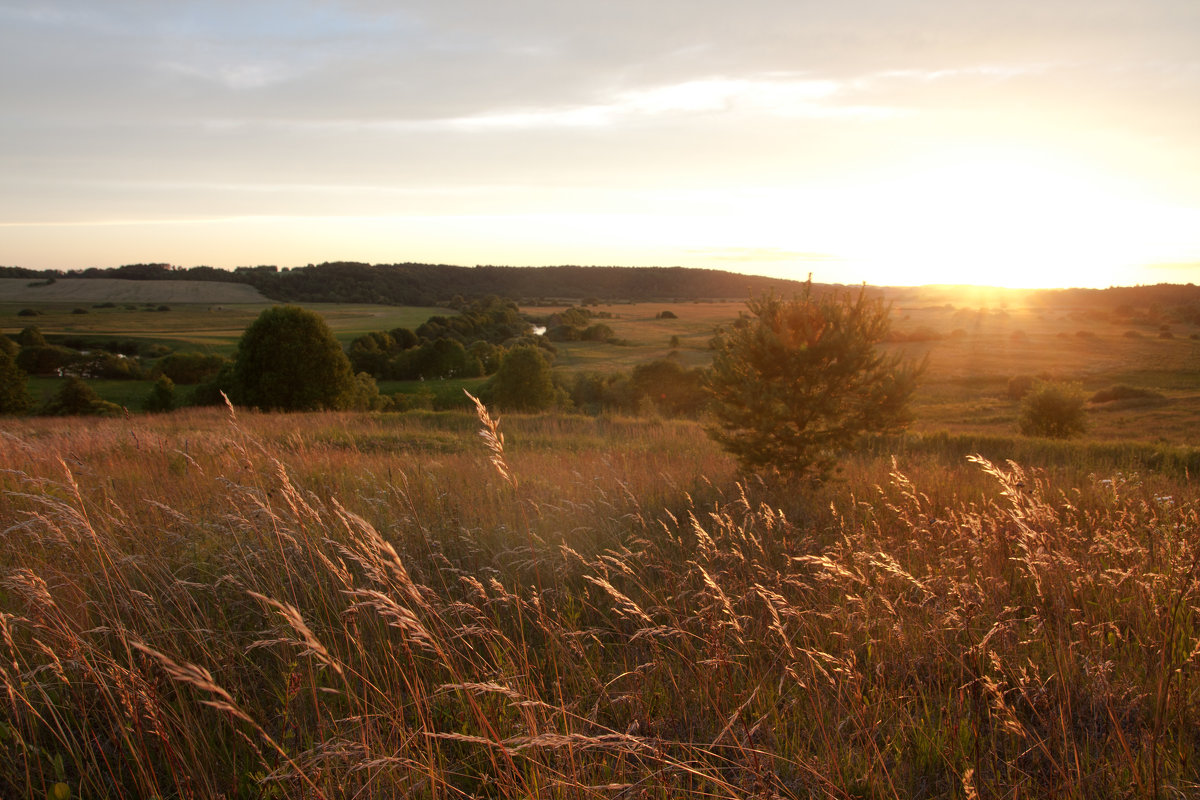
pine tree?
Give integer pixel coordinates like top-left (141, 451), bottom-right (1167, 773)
top-left (707, 283), bottom-right (923, 483)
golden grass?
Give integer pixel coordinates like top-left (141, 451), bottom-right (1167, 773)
top-left (2, 407), bottom-right (1200, 797)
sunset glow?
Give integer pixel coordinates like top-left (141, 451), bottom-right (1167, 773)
top-left (3, 1), bottom-right (1200, 288)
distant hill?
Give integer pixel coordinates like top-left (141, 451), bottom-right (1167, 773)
top-left (0, 263), bottom-right (813, 305)
top-left (2, 263), bottom-right (1197, 310)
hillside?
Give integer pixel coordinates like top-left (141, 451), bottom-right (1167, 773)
top-left (5, 262), bottom-right (1200, 309)
top-left (2, 263), bottom-right (814, 305)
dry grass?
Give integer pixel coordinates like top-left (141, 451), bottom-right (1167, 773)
top-left (1, 407), bottom-right (1199, 798)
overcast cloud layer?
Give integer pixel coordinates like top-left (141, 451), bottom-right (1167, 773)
top-left (3, 0), bottom-right (1199, 286)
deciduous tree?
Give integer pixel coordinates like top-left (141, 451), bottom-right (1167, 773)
top-left (231, 306), bottom-right (357, 411)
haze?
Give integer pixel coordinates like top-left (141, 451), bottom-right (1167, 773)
top-left (3, 0), bottom-right (1200, 289)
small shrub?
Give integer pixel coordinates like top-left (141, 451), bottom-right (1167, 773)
top-left (41, 377), bottom-right (123, 417)
top-left (1018, 381), bottom-right (1087, 438)
top-left (142, 376), bottom-right (177, 413)
top-left (72, 307), bottom-right (89, 315)
top-left (581, 323), bottom-right (614, 342)
top-left (17, 308), bottom-right (41, 317)
top-left (656, 310), bottom-right (678, 319)
top-left (1090, 385), bottom-right (1166, 404)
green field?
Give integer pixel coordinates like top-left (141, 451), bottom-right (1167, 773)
top-left (8, 289), bottom-right (1200, 445)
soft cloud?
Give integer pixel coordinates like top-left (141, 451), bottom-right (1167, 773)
top-left (3, 0), bottom-right (1200, 283)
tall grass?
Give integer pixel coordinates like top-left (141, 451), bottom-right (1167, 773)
top-left (1, 408), bottom-right (1198, 797)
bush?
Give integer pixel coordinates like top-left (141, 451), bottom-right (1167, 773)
top-left (158, 352), bottom-right (231, 385)
top-left (143, 376), bottom-right (177, 413)
top-left (1090, 385), bottom-right (1165, 404)
top-left (1018, 381), bottom-right (1087, 438)
top-left (17, 326), bottom-right (46, 347)
top-left (16, 345), bottom-right (79, 376)
top-left (581, 324), bottom-right (615, 342)
top-left (41, 377), bottom-right (123, 417)
top-left (630, 358), bottom-right (707, 417)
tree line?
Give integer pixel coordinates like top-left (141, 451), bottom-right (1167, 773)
top-left (1, 263), bottom-right (812, 305)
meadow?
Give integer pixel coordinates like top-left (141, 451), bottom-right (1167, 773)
top-left (8, 287), bottom-right (1200, 443)
top-left (2, 399), bottom-right (1200, 798)
top-left (3, 287), bottom-right (1200, 797)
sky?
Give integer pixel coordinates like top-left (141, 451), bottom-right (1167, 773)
top-left (3, 0), bottom-right (1200, 289)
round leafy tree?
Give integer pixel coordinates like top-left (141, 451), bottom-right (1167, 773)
top-left (231, 306), bottom-right (357, 411)
top-left (488, 345), bottom-right (558, 412)
top-left (707, 284), bottom-right (924, 483)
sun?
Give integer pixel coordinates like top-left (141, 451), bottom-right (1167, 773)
top-left (828, 147), bottom-right (1193, 289)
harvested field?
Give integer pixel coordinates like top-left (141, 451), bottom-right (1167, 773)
top-left (0, 278), bottom-right (268, 304)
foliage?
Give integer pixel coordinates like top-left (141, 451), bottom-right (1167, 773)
top-left (17, 326), bottom-right (47, 347)
top-left (1090, 384), bottom-right (1166, 404)
top-left (347, 372), bottom-right (393, 411)
top-left (415, 296), bottom-right (529, 344)
top-left (581, 323), bottom-right (615, 342)
top-left (630, 358), bottom-right (708, 416)
top-left (348, 298), bottom-right (521, 380)
top-left (230, 305), bottom-right (358, 411)
top-left (156, 351), bottom-right (229, 385)
top-left (142, 375), bottom-right (176, 412)
top-left (1019, 381), bottom-right (1088, 438)
top-left (0, 346), bottom-right (33, 413)
top-left (707, 285), bottom-right (923, 481)
top-left (390, 338), bottom-right (483, 380)
top-left (67, 352), bottom-right (145, 381)
top-left (16, 344), bottom-right (79, 376)
top-left (486, 344), bottom-right (559, 412)
top-left (567, 371), bottom-right (634, 414)
top-left (40, 376), bottom-right (123, 416)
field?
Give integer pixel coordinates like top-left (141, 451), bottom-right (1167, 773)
top-left (2, 404), bottom-right (1199, 798)
top-left (3, 285), bottom-right (1200, 797)
top-left (7, 286), bottom-right (1200, 441)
